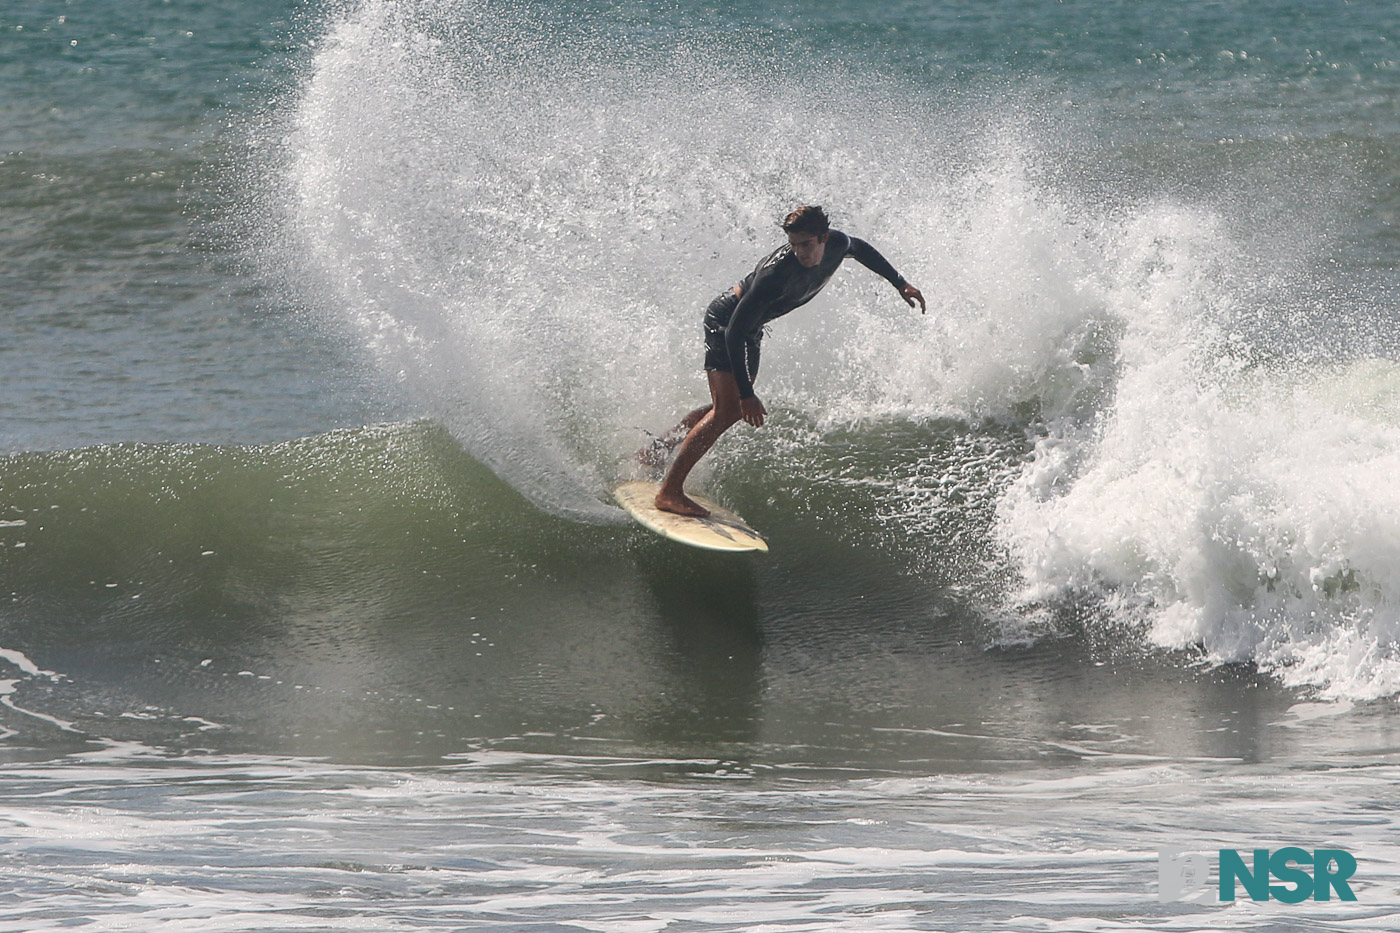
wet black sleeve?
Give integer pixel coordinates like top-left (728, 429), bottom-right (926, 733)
top-left (847, 236), bottom-right (907, 288)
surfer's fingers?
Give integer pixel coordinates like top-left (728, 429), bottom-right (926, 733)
top-left (901, 284), bottom-right (927, 313)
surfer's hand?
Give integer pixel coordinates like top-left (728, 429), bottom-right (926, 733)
top-left (899, 283), bottom-right (926, 314)
top-left (740, 396), bottom-right (766, 427)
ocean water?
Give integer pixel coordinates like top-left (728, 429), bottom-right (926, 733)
top-left (3, 0), bottom-right (1400, 928)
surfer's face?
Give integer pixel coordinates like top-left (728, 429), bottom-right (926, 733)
top-left (787, 230), bottom-right (828, 268)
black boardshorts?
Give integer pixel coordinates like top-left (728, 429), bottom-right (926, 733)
top-left (701, 289), bottom-right (760, 381)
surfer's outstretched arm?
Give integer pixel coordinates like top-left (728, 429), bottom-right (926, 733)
top-left (847, 236), bottom-right (926, 313)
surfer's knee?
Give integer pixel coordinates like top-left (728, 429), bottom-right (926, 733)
top-left (704, 369), bottom-right (744, 430)
top-left (711, 404), bottom-right (742, 429)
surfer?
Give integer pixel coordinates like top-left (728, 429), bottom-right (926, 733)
top-left (649, 205), bottom-right (925, 517)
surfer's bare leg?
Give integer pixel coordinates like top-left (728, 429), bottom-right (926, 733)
top-left (655, 371), bottom-right (746, 517)
top-left (636, 404), bottom-right (712, 467)
top-left (674, 404), bottom-right (712, 437)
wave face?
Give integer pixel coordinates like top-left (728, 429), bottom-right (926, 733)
top-left (262, 0), bottom-right (1400, 700)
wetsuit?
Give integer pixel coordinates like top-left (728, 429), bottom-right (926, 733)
top-left (702, 229), bottom-right (907, 399)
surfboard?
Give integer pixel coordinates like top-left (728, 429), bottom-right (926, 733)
top-left (613, 480), bottom-right (768, 552)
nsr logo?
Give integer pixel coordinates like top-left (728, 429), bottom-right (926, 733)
top-left (1159, 848), bottom-right (1358, 903)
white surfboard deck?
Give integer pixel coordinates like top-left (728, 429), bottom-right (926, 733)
top-left (614, 481), bottom-right (768, 553)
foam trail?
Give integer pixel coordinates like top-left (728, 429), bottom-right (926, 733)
top-left (0, 648), bottom-right (59, 681)
top-left (0, 646), bottom-right (75, 736)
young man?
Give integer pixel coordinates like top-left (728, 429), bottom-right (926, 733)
top-left (650, 205), bottom-right (925, 517)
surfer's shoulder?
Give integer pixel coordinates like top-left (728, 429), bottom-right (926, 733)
top-left (748, 243), bottom-right (793, 283)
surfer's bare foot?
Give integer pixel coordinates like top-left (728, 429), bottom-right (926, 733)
top-left (654, 490), bottom-right (709, 518)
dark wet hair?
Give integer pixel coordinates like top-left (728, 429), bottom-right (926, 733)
top-left (780, 205), bottom-right (830, 237)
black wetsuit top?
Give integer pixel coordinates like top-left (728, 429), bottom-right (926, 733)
top-left (708, 229), bottom-right (906, 399)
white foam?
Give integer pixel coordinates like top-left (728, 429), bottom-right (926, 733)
top-left (0, 647), bottom-right (60, 681)
top-left (0, 646), bottom-right (81, 736)
top-left (0, 753), bottom-right (1393, 932)
top-left (995, 199), bottom-right (1400, 699)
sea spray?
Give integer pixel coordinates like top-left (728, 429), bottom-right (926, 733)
top-left (279, 0), bottom-right (1113, 516)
